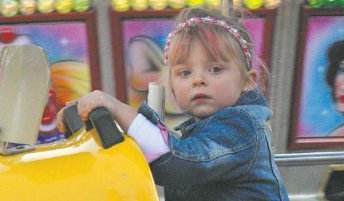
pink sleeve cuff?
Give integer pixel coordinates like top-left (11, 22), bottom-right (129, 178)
top-left (157, 122), bottom-right (169, 144)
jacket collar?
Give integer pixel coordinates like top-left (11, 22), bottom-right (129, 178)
top-left (234, 89), bottom-right (268, 107)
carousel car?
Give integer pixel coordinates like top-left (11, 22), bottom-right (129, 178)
top-left (0, 45), bottom-right (159, 201)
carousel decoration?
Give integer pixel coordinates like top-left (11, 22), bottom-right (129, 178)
top-left (307, 0), bottom-right (344, 8)
top-left (0, 0), bottom-right (19, 17)
top-left (111, 0), bottom-right (281, 11)
top-left (0, 0), bottom-right (285, 16)
top-left (19, 0), bottom-right (36, 15)
top-left (55, 0), bottom-right (74, 13)
top-left (0, 0), bottom-right (92, 17)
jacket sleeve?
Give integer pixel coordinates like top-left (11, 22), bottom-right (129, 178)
top-left (149, 108), bottom-right (262, 186)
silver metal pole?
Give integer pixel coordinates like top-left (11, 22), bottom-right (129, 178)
top-left (147, 82), bottom-right (165, 120)
top-left (275, 152), bottom-right (344, 167)
top-left (221, 0), bottom-right (233, 16)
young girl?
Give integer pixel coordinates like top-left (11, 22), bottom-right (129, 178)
top-left (57, 7), bottom-right (289, 201)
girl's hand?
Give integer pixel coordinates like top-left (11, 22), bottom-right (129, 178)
top-left (76, 90), bottom-right (119, 122)
top-left (56, 90), bottom-right (138, 134)
top-left (56, 108), bottom-right (67, 134)
top-left (56, 100), bottom-right (77, 134)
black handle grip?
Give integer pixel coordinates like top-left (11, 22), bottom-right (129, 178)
top-left (63, 104), bottom-right (84, 138)
top-left (63, 105), bottom-right (124, 148)
top-left (89, 107), bottom-right (124, 149)
top-left (83, 119), bottom-right (94, 131)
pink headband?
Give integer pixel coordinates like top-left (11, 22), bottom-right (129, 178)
top-left (164, 16), bottom-right (252, 68)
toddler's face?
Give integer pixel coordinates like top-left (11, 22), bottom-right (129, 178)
top-left (170, 40), bottom-right (253, 119)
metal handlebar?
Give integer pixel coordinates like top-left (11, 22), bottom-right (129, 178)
top-left (275, 151), bottom-right (344, 167)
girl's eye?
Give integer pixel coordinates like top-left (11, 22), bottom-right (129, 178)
top-left (178, 69), bottom-right (191, 77)
top-left (209, 66), bottom-right (223, 73)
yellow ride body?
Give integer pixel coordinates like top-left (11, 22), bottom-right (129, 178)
top-left (0, 129), bottom-right (159, 201)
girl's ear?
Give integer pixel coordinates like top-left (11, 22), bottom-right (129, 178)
top-left (246, 69), bottom-right (258, 90)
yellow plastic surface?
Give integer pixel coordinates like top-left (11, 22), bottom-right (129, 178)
top-left (0, 129), bottom-right (159, 201)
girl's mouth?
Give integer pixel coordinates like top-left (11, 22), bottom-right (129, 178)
top-left (192, 94), bottom-right (211, 102)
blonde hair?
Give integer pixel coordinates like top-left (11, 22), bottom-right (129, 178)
top-left (166, 7), bottom-right (269, 93)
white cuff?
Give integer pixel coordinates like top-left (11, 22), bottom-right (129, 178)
top-left (128, 114), bottom-right (170, 162)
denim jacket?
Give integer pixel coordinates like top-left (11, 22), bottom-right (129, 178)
top-left (137, 90), bottom-right (289, 201)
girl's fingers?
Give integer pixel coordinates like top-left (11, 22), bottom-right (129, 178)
top-left (76, 99), bottom-right (88, 121)
top-left (76, 92), bottom-right (99, 121)
top-left (65, 101), bottom-right (75, 106)
top-left (75, 90), bottom-right (114, 121)
top-left (56, 110), bottom-right (66, 133)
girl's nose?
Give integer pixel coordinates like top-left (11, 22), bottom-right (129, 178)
top-left (192, 74), bottom-right (206, 87)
